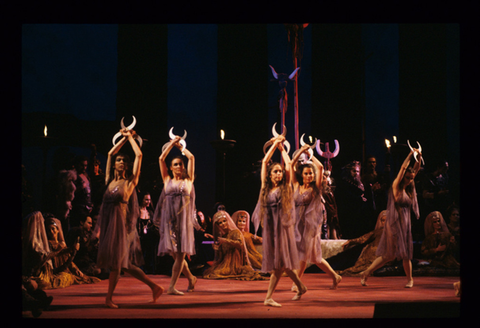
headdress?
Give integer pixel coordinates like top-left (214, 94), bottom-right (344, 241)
top-left (231, 210), bottom-right (251, 233)
top-left (424, 211), bottom-right (449, 236)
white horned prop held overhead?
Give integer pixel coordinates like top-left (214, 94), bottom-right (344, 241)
top-left (112, 115), bottom-right (143, 147)
top-left (292, 133), bottom-right (318, 164)
top-left (407, 140), bottom-right (425, 165)
top-left (162, 127), bottom-right (188, 155)
top-left (263, 123), bottom-right (291, 155)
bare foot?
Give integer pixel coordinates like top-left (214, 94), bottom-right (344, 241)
top-left (264, 298), bottom-right (282, 307)
top-left (150, 285), bottom-right (164, 303)
top-left (332, 274), bottom-right (342, 289)
top-left (106, 299), bottom-right (118, 309)
top-left (187, 276), bottom-right (197, 292)
top-left (167, 288), bottom-right (184, 296)
top-left (405, 279), bottom-right (414, 288)
top-left (292, 284), bottom-right (307, 301)
top-left (360, 272), bottom-right (368, 286)
top-left (291, 283), bottom-right (298, 293)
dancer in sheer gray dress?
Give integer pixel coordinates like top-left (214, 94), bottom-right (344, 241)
top-left (252, 135), bottom-right (307, 307)
top-left (290, 144), bottom-right (342, 290)
top-left (360, 147), bottom-right (422, 288)
top-left (95, 129), bottom-right (163, 308)
top-left (153, 136), bottom-right (200, 295)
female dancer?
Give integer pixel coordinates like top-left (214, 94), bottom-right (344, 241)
top-left (360, 148), bottom-right (422, 288)
top-left (154, 135), bottom-right (199, 295)
top-left (252, 135), bottom-right (307, 307)
top-left (95, 129), bottom-right (163, 308)
top-left (290, 144), bottom-right (342, 290)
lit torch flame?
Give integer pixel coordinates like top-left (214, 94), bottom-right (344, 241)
top-left (393, 136), bottom-right (397, 144)
top-left (44, 125), bottom-right (48, 137)
top-left (385, 139), bottom-right (391, 149)
top-left (220, 129), bottom-right (225, 140)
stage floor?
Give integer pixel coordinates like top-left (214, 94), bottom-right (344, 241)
top-left (22, 273), bottom-right (461, 319)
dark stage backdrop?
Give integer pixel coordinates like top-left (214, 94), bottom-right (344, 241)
top-left (22, 24), bottom-right (460, 226)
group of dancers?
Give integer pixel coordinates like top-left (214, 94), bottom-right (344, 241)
top-left (95, 125), bottom-right (423, 308)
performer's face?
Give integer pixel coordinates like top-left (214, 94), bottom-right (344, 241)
top-left (170, 158), bottom-right (184, 175)
top-left (216, 217), bottom-right (229, 231)
top-left (270, 164), bottom-right (283, 185)
top-left (236, 214), bottom-right (247, 231)
top-left (350, 166), bottom-right (360, 178)
top-left (403, 171), bottom-right (415, 186)
top-left (302, 167), bottom-right (315, 185)
top-left (115, 156), bottom-right (126, 172)
top-left (142, 194), bottom-right (151, 207)
top-left (77, 160), bottom-right (88, 174)
top-left (431, 212), bottom-right (442, 231)
top-left (82, 216), bottom-right (93, 232)
top-left (47, 223), bottom-right (59, 240)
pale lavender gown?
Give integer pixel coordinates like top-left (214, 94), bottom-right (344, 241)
top-left (96, 180), bottom-right (143, 270)
top-left (294, 188), bottom-right (324, 264)
top-left (252, 188), bottom-right (299, 272)
top-left (153, 179), bottom-right (200, 256)
top-left (376, 188), bottom-right (419, 260)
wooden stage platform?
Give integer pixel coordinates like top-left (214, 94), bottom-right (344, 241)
top-left (22, 273), bottom-right (462, 319)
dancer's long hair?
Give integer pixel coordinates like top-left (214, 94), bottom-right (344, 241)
top-left (259, 162), bottom-right (293, 225)
top-left (108, 152), bottom-right (132, 185)
top-left (400, 167), bottom-right (416, 198)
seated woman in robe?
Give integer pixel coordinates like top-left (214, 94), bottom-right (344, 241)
top-left (36, 215), bottom-right (101, 289)
top-left (336, 210), bottom-right (393, 276)
top-left (421, 211), bottom-right (459, 270)
top-left (231, 210), bottom-right (263, 270)
top-left (203, 211), bottom-right (267, 280)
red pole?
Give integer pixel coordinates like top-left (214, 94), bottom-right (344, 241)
top-left (294, 56), bottom-right (299, 151)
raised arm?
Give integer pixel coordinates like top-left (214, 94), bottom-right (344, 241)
top-left (311, 155), bottom-right (324, 190)
top-left (159, 136), bottom-right (182, 182)
top-left (260, 137), bottom-right (282, 189)
top-left (392, 150), bottom-right (413, 191)
top-left (412, 151), bottom-right (422, 177)
top-left (105, 135), bottom-right (128, 185)
top-left (181, 147), bottom-right (195, 182)
top-left (124, 130), bottom-right (142, 196)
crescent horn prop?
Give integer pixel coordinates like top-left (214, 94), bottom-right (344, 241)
top-left (272, 122), bottom-right (287, 138)
top-left (298, 133), bottom-right (315, 160)
top-left (407, 140), bottom-right (425, 164)
top-left (263, 123), bottom-right (290, 154)
top-left (112, 115), bottom-right (142, 147)
top-left (164, 127), bottom-right (187, 154)
top-left (112, 132), bottom-right (122, 146)
top-left (120, 116), bottom-right (137, 131)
